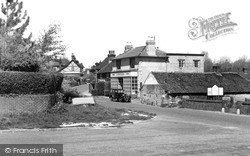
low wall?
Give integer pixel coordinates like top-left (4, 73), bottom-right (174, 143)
top-left (181, 99), bottom-right (222, 111)
top-left (0, 94), bottom-right (55, 115)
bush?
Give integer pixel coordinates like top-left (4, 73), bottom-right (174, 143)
top-left (104, 81), bottom-right (111, 96)
top-left (96, 81), bottom-right (105, 96)
top-left (0, 71), bottom-right (63, 94)
top-left (62, 88), bottom-right (82, 103)
top-left (91, 89), bottom-right (98, 96)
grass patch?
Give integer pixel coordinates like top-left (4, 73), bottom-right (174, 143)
top-left (0, 104), bottom-right (156, 130)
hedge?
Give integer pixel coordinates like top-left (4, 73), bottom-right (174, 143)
top-left (0, 71), bottom-right (64, 95)
top-left (91, 81), bottom-right (105, 96)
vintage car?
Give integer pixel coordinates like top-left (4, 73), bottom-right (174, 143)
top-left (109, 89), bottom-right (131, 102)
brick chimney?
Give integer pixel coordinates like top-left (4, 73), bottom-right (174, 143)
top-left (71, 53), bottom-right (76, 61)
top-left (146, 37), bottom-right (156, 56)
top-left (124, 42), bottom-right (133, 53)
top-left (108, 50), bottom-right (116, 62)
top-left (212, 64), bottom-right (221, 74)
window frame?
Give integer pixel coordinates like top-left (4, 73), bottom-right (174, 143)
top-left (116, 60), bottom-right (121, 69)
top-left (129, 57), bottom-right (135, 68)
top-left (193, 60), bottom-right (200, 67)
top-left (178, 59), bottom-right (185, 68)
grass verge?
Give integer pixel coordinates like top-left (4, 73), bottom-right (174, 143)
top-left (0, 104), bottom-right (156, 130)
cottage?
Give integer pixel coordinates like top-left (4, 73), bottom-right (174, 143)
top-left (141, 72), bottom-right (250, 106)
top-left (110, 38), bottom-right (205, 97)
top-left (58, 53), bottom-right (84, 77)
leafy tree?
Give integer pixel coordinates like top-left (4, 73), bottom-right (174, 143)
top-left (217, 56), bottom-right (232, 72)
top-left (0, 0), bottom-right (39, 72)
top-left (232, 56), bottom-right (248, 72)
top-left (36, 24), bottom-right (66, 71)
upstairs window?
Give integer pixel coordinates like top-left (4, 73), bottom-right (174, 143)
top-left (193, 60), bottom-right (200, 67)
top-left (178, 59), bottom-right (185, 68)
top-left (116, 60), bottom-right (121, 69)
top-left (130, 58), bottom-right (135, 68)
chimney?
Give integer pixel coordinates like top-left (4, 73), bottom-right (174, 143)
top-left (124, 42), bottom-right (133, 53)
top-left (146, 36), bottom-right (156, 56)
top-left (108, 50), bottom-right (116, 62)
top-left (71, 53), bottom-right (76, 61)
top-left (212, 64), bottom-right (221, 74)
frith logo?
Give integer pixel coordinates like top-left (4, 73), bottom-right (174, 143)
top-left (188, 12), bottom-right (237, 41)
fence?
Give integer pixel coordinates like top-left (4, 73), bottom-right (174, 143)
top-left (0, 94), bottom-right (55, 115)
top-left (181, 99), bottom-right (223, 111)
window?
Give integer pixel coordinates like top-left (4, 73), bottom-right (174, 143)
top-left (116, 60), bottom-right (121, 69)
top-left (131, 77), bottom-right (138, 92)
top-left (178, 59), bottom-right (185, 68)
top-left (193, 60), bottom-right (200, 67)
top-left (130, 58), bottom-right (135, 68)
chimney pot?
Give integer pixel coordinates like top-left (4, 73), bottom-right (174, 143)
top-left (108, 50), bottom-right (116, 62)
top-left (124, 42), bottom-right (133, 53)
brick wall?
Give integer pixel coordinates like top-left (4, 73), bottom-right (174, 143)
top-left (0, 94), bottom-right (55, 115)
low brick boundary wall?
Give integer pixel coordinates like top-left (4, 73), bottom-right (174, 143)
top-left (0, 94), bottom-right (56, 115)
top-left (181, 99), bottom-right (223, 111)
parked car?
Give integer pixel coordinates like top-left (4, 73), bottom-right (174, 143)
top-left (109, 89), bottom-right (131, 102)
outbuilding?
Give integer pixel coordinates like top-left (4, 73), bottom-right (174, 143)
top-left (141, 72), bottom-right (250, 106)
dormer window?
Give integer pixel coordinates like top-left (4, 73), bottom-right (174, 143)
top-left (178, 59), bottom-right (185, 68)
top-left (130, 58), bottom-right (135, 68)
top-left (116, 60), bottom-right (121, 69)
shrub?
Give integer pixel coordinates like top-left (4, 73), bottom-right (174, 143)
top-left (62, 88), bottom-right (82, 103)
top-left (91, 89), bottom-right (98, 96)
top-left (0, 71), bottom-right (63, 94)
top-left (96, 81), bottom-right (105, 96)
top-left (104, 81), bottom-right (111, 96)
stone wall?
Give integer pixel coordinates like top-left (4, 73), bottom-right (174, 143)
top-left (140, 85), bottom-right (163, 106)
top-left (0, 94), bottom-right (55, 115)
top-left (167, 55), bottom-right (204, 73)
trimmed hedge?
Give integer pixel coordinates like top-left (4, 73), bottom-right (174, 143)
top-left (0, 71), bottom-right (64, 95)
top-left (91, 81), bottom-right (105, 96)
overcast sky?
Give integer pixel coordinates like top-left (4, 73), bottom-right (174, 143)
top-left (3, 0), bottom-right (250, 67)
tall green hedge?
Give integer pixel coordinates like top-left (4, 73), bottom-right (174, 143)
top-left (0, 71), bottom-right (64, 95)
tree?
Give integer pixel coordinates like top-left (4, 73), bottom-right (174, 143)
top-left (36, 24), bottom-right (66, 71)
top-left (0, 0), bottom-right (39, 72)
top-left (218, 56), bottom-right (232, 72)
top-left (232, 56), bottom-right (248, 72)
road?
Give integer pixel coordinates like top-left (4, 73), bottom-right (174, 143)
top-left (1, 96), bottom-right (250, 156)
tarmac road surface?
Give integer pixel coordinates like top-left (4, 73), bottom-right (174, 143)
top-left (1, 96), bottom-right (250, 156)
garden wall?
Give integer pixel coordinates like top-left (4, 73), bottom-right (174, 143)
top-left (181, 99), bottom-right (223, 111)
top-left (0, 94), bottom-right (55, 115)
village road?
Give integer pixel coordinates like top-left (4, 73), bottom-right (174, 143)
top-left (1, 96), bottom-right (250, 156)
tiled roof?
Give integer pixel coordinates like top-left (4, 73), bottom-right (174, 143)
top-left (58, 59), bottom-right (84, 72)
top-left (114, 46), bottom-right (168, 60)
top-left (98, 61), bottom-right (114, 74)
top-left (151, 72), bottom-right (250, 94)
top-left (95, 57), bottom-right (109, 70)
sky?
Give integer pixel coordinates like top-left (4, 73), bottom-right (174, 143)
top-left (1, 0), bottom-right (250, 67)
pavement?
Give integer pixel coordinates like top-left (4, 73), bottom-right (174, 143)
top-left (72, 84), bottom-right (95, 105)
top-left (1, 95), bottom-right (250, 155)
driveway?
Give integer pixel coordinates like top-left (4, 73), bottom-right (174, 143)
top-left (1, 96), bottom-right (250, 156)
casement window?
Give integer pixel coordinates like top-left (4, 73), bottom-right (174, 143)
top-left (178, 59), bottom-right (185, 68)
top-left (193, 60), bottom-right (200, 67)
top-left (131, 77), bottom-right (138, 92)
top-left (116, 60), bottom-right (121, 69)
top-left (130, 58), bottom-right (135, 68)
